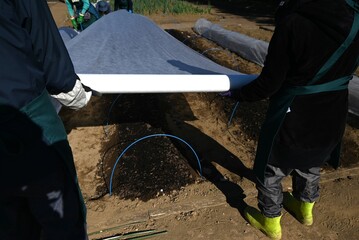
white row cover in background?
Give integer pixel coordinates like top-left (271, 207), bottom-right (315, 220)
top-left (194, 18), bottom-right (359, 116)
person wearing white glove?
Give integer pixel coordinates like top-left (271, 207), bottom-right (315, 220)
top-left (0, 1), bottom-right (89, 239)
top-left (51, 79), bottom-right (92, 110)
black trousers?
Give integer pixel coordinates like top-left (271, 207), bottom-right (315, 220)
top-left (257, 163), bottom-right (321, 218)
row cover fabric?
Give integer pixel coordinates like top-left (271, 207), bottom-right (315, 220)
top-left (194, 18), bottom-right (359, 117)
top-left (64, 10), bottom-right (243, 76)
top-left (194, 18), bottom-right (269, 67)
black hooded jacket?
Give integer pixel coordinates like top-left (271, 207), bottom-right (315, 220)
top-left (236, 0), bottom-right (359, 168)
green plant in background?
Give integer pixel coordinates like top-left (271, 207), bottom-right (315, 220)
top-left (104, 0), bottom-right (211, 15)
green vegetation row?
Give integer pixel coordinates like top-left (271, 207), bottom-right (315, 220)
top-left (99, 0), bottom-right (211, 15)
top-left (134, 0), bottom-right (211, 15)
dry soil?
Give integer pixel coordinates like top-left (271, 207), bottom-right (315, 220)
top-left (49, 2), bottom-right (359, 240)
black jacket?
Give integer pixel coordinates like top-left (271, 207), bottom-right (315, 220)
top-left (0, 0), bottom-right (78, 109)
top-left (236, 0), bottom-right (359, 168)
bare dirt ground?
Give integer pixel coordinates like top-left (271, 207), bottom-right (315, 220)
top-left (49, 1), bottom-right (359, 239)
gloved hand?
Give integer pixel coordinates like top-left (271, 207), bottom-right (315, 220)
top-left (219, 90), bottom-right (244, 102)
top-left (51, 80), bottom-right (92, 110)
top-left (219, 91), bottom-right (232, 97)
top-left (77, 13), bottom-right (85, 24)
top-left (70, 17), bottom-right (78, 30)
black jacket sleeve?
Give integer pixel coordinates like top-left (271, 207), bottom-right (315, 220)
top-left (233, 20), bottom-right (291, 102)
top-left (15, 0), bottom-right (78, 94)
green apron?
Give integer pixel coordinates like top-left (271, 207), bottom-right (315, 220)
top-left (254, 3), bottom-right (359, 183)
top-left (19, 90), bottom-right (87, 221)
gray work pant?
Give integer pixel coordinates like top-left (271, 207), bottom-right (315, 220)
top-left (257, 164), bottom-right (321, 218)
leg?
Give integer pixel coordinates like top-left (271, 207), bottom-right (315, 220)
top-left (292, 167), bottom-right (321, 202)
top-left (283, 167), bottom-right (320, 226)
top-left (128, 0), bottom-right (133, 12)
top-left (257, 164), bottom-right (290, 217)
top-left (244, 164), bottom-right (290, 240)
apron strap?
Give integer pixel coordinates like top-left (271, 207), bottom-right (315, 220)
top-left (254, 6), bottom-right (359, 183)
top-left (309, 10), bottom-right (359, 85)
top-left (346, 0), bottom-right (359, 12)
top-left (285, 75), bottom-right (351, 95)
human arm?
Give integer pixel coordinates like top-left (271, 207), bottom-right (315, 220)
top-left (65, 0), bottom-right (75, 18)
top-left (51, 80), bottom-right (91, 110)
top-left (77, 0), bottom-right (91, 24)
top-left (65, 0), bottom-right (78, 29)
top-left (79, 0), bottom-right (91, 15)
top-left (17, 0), bottom-right (91, 109)
top-left (231, 20), bottom-right (292, 102)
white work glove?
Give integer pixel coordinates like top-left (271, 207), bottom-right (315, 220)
top-left (51, 79), bottom-right (92, 110)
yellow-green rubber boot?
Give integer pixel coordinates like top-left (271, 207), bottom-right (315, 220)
top-left (283, 192), bottom-right (315, 226)
top-left (244, 206), bottom-right (282, 240)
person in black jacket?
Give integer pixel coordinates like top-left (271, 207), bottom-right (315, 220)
top-left (0, 0), bottom-right (91, 239)
top-left (114, 0), bottom-right (133, 13)
top-left (228, 0), bottom-right (359, 239)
